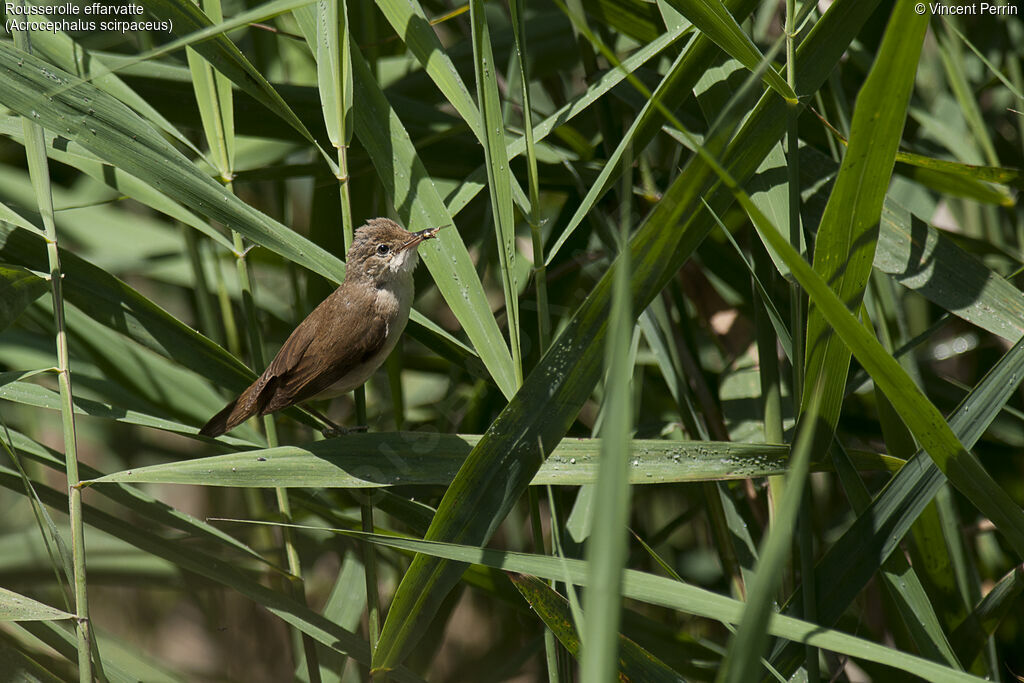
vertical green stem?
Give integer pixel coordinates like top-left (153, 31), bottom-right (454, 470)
top-left (511, 0), bottom-right (555, 668)
top-left (797, 487), bottom-right (817, 677)
top-left (510, 0), bottom-right (550, 354)
top-left (754, 242), bottom-right (785, 536)
top-left (753, 257), bottom-right (784, 442)
top-left (15, 24), bottom-right (93, 680)
top-left (360, 491), bottom-right (381, 655)
top-left (33, 134), bottom-right (93, 683)
top-left (273, 468), bottom-right (322, 683)
top-left (338, 97), bottom-right (381, 664)
top-left (528, 488), bottom-right (561, 682)
top-left (356, 336), bottom-right (380, 659)
top-left (785, 1), bottom-right (816, 678)
top-left (183, 228), bottom-right (222, 346)
top-left (212, 255), bottom-right (241, 357)
top-left (786, 0), bottom-right (804, 409)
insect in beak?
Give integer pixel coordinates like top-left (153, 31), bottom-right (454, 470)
top-left (399, 224), bottom-right (448, 251)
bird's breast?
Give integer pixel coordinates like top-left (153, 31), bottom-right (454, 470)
top-left (375, 275), bottom-right (414, 325)
top-left (315, 276), bottom-right (414, 399)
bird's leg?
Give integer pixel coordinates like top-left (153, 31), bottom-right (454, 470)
top-left (304, 406), bottom-right (367, 437)
top-left (322, 423), bottom-right (369, 438)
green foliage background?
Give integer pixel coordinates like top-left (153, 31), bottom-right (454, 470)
top-left (1, 0), bottom-right (1023, 680)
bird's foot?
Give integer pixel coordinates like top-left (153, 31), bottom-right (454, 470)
top-left (304, 406), bottom-right (366, 437)
top-left (320, 424), bottom-right (368, 438)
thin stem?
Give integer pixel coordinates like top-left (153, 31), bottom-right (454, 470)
top-left (786, 1), bottom-right (817, 678)
top-left (786, 0), bottom-right (805, 411)
top-left (754, 241), bottom-right (785, 534)
top-left (529, 486), bottom-right (560, 683)
top-left (512, 0), bottom-right (555, 669)
top-left (335, 64), bottom-right (382, 656)
top-left (15, 22), bottom-right (93, 680)
top-left (183, 228), bottom-right (223, 346)
top-left (212, 254), bottom-right (241, 357)
top-left (360, 496), bottom-right (381, 656)
top-left (39, 148), bottom-right (93, 683)
top-left (510, 0), bottom-right (550, 354)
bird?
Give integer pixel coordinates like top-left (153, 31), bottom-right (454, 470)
top-left (199, 217), bottom-right (443, 438)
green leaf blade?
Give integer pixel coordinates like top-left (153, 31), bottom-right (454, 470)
top-left (802, 1), bottom-right (929, 423)
top-left (664, 0), bottom-right (796, 103)
top-left (0, 265), bottom-right (49, 334)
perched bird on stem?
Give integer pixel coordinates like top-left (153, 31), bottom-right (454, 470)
top-left (200, 218), bottom-right (443, 438)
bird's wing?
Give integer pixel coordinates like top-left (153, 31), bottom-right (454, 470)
top-left (260, 311), bottom-right (389, 413)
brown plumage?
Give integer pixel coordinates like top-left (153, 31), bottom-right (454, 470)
top-left (200, 218), bottom-right (441, 438)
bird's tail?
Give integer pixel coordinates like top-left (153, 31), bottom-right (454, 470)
top-left (199, 398), bottom-right (249, 438)
top-left (200, 375), bottom-right (276, 438)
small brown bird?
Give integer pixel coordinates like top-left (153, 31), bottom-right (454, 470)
top-left (200, 218), bottom-right (443, 438)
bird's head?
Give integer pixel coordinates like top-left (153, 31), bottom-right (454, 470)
top-left (346, 218), bottom-right (444, 285)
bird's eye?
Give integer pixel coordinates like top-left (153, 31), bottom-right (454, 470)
top-left (376, 244), bottom-right (390, 256)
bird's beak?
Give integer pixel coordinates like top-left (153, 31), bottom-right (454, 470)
top-left (399, 224), bottom-right (448, 251)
